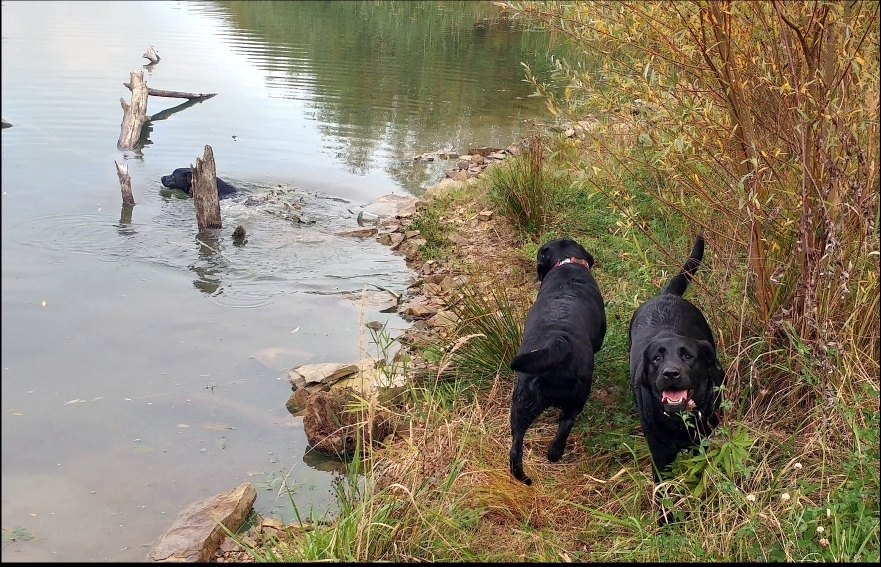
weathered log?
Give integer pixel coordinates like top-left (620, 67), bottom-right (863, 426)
top-left (117, 70), bottom-right (148, 151)
top-left (192, 145), bottom-right (222, 230)
top-left (1, 119), bottom-right (11, 129)
top-left (142, 45), bottom-right (160, 65)
top-left (123, 83), bottom-right (216, 100)
top-left (114, 160), bottom-right (135, 206)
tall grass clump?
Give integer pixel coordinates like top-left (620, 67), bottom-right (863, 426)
top-left (486, 133), bottom-right (568, 240)
top-left (444, 283), bottom-right (526, 384)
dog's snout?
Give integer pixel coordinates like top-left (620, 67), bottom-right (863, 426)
top-left (662, 368), bottom-right (680, 380)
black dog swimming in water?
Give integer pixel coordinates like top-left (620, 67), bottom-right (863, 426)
top-left (509, 238), bottom-right (607, 485)
top-left (160, 168), bottom-right (237, 199)
top-left (628, 235), bottom-right (724, 522)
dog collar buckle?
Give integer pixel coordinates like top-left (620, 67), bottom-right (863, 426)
top-left (553, 257), bottom-right (590, 270)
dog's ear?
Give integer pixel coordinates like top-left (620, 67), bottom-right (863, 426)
top-left (585, 251), bottom-right (595, 268)
top-left (696, 340), bottom-right (724, 387)
top-left (641, 342), bottom-right (658, 386)
top-left (535, 244), bottom-right (555, 282)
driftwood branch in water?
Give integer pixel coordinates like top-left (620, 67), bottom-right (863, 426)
top-left (123, 83), bottom-right (216, 100)
top-left (115, 160), bottom-right (135, 206)
top-left (192, 145), bottom-right (222, 230)
top-left (1, 119), bottom-right (12, 129)
top-left (117, 70), bottom-right (149, 151)
top-left (142, 45), bottom-right (160, 65)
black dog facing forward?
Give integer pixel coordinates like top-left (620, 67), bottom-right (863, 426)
top-left (509, 238), bottom-right (607, 485)
top-left (160, 168), bottom-right (237, 199)
top-left (628, 235), bottom-right (724, 521)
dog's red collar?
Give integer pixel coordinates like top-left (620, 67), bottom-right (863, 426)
top-left (552, 257), bottom-right (591, 270)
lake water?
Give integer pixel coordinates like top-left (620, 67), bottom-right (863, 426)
top-left (1, 0), bottom-right (556, 561)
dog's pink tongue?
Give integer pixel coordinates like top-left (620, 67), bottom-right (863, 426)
top-left (662, 390), bottom-right (689, 403)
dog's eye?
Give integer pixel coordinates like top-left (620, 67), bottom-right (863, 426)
top-left (683, 353), bottom-right (693, 360)
top-left (652, 355), bottom-right (662, 363)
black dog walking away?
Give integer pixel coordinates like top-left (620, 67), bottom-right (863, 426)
top-left (509, 238), bottom-right (607, 485)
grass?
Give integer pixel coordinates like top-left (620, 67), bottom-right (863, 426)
top-left (484, 133), bottom-right (563, 241)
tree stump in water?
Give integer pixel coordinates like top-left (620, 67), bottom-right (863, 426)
top-left (117, 70), bottom-right (148, 151)
top-left (114, 160), bottom-right (135, 206)
top-left (192, 145), bottom-right (222, 230)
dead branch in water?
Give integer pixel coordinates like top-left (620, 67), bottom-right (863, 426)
top-left (115, 160), bottom-right (135, 206)
top-left (123, 83), bottom-right (216, 100)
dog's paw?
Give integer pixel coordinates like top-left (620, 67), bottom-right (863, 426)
top-left (521, 475), bottom-right (533, 486)
top-left (547, 443), bottom-right (564, 463)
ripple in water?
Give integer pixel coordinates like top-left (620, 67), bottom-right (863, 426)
top-left (8, 186), bottom-right (411, 309)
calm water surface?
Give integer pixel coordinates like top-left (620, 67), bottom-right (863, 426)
top-left (1, 1), bottom-right (556, 560)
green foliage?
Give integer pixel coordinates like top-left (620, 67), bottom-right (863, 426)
top-left (1, 526), bottom-right (33, 543)
top-left (672, 423), bottom-right (756, 499)
top-left (408, 194), bottom-right (456, 262)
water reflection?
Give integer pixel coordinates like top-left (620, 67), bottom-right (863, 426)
top-left (302, 446), bottom-right (348, 474)
top-left (116, 202), bottom-right (136, 237)
top-left (190, 230), bottom-right (226, 295)
top-left (138, 98), bottom-right (214, 150)
top-left (209, 0), bottom-right (568, 192)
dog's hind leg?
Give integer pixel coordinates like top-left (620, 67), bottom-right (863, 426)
top-left (547, 406), bottom-right (579, 462)
top-left (510, 400), bottom-right (544, 486)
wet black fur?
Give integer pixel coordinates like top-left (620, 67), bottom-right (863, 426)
top-left (628, 235), bottom-right (724, 522)
top-left (161, 167), bottom-right (237, 199)
top-left (508, 238), bottom-right (607, 485)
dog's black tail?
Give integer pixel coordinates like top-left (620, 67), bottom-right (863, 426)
top-left (510, 334), bottom-right (572, 375)
top-left (662, 235), bottom-right (705, 296)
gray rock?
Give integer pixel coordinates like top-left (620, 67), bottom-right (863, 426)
top-left (340, 289), bottom-right (399, 312)
top-left (287, 362), bottom-right (359, 389)
top-left (354, 194), bottom-right (418, 222)
top-left (148, 482), bottom-right (256, 562)
top-left (389, 232), bottom-right (406, 250)
top-left (336, 227), bottom-right (378, 238)
top-left (402, 301), bottom-right (439, 318)
top-left (287, 359), bottom-right (379, 390)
